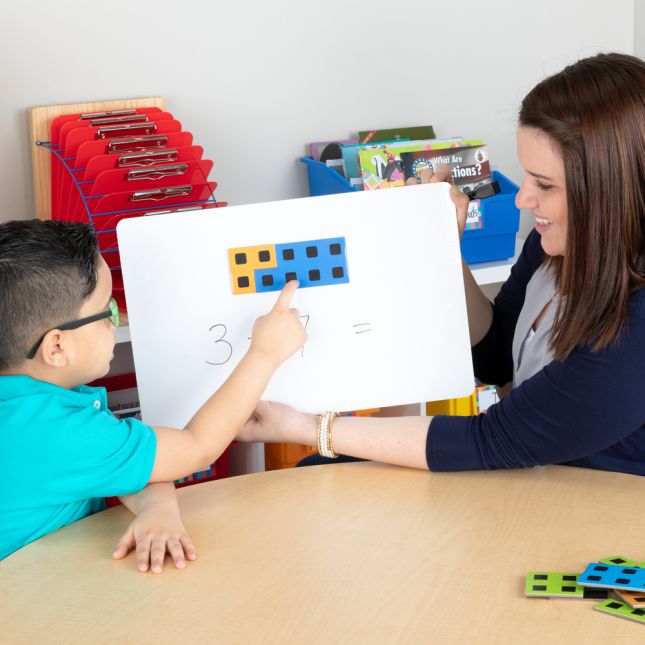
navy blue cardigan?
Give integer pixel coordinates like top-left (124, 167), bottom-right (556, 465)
top-left (427, 230), bottom-right (645, 475)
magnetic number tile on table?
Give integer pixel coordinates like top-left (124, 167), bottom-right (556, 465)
top-left (594, 599), bottom-right (645, 625)
top-left (615, 589), bottom-right (645, 609)
top-left (599, 555), bottom-right (645, 568)
top-left (578, 563), bottom-right (645, 592)
top-left (524, 573), bottom-right (607, 599)
top-left (229, 237), bottom-right (349, 295)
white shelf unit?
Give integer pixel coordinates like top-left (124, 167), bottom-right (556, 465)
top-left (114, 236), bottom-right (524, 345)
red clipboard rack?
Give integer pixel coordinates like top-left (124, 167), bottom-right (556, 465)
top-left (31, 98), bottom-right (226, 313)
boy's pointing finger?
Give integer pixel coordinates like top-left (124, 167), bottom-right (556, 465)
top-left (272, 279), bottom-right (299, 311)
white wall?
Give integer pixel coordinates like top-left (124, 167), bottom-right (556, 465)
top-left (637, 0), bottom-right (645, 56)
top-left (0, 0), bottom-right (635, 223)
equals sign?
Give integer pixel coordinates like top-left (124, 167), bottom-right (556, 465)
top-left (353, 323), bottom-right (372, 334)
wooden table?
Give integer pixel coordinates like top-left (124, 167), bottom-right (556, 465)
top-left (2, 462), bottom-right (645, 644)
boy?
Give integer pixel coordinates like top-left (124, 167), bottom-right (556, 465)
top-left (0, 219), bottom-right (305, 570)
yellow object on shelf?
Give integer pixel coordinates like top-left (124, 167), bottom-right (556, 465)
top-left (426, 391), bottom-right (478, 417)
top-left (264, 443), bottom-right (316, 471)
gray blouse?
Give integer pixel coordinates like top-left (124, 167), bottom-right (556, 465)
top-left (512, 264), bottom-right (558, 387)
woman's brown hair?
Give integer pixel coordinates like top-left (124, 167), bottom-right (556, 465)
top-left (519, 52), bottom-right (645, 360)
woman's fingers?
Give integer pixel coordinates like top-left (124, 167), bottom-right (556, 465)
top-left (417, 163), bottom-right (453, 185)
top-left (450, 186), bottom-right (470, 239)
top-left (418, 167), bottom-right (435, 184)
top-left (429, 164), bottom-right (453, 183)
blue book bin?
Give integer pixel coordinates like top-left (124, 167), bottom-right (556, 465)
top-left (299, 156), bottom-right (520, 265)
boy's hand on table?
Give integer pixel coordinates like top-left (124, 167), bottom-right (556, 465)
top-left (112, 502), bottom-right (196, 573)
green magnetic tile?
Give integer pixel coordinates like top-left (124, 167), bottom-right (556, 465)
top-left (599, 556), bottom-right (640, 567)
top-left (594, 599), bottom-right (645, 625)
top-left (525, 572), bottom-right (583, 598)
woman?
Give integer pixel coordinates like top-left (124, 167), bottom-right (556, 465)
top-left (239, 52), bottom-right (645, 476)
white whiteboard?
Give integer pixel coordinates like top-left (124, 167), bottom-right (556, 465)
top-left (117, 183), bottom-right (474, 427)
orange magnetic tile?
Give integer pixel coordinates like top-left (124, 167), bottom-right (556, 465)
top-left (228, 244), bottom-right (277, 295)
top-left (615, 589), bottom-right (645, 608)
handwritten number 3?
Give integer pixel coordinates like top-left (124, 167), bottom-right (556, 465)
top-left (206, 315), bottom-right (309, 365)
top-left (206, 324), bottom-right (233, 365)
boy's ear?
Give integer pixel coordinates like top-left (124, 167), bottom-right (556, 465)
top-left (39, 330), bottom-right (71, 368)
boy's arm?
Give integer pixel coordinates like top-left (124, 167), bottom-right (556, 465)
top-left (114, 482), bottom-right (196, 573)
top-left (149, 281), bottom-right (306, 483)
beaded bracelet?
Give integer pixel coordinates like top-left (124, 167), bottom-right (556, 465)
top-left (317, 411), bottom-right (338, 459)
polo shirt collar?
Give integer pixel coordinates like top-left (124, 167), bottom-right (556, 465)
top-left (0, 375), bottom-right (107, 410)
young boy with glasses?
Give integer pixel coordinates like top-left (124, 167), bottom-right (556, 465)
top-left (0, 219), bottom-right (306, 570)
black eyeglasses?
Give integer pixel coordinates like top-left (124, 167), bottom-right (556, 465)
top-left (26, 298), bottom-right (120, 360)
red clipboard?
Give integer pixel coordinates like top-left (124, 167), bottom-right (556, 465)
top-left (68, 143), bottom-right (202, 221)
top-left (45, 105), bottom-right (228, 317)
top-left (50, 107), bottom-right (163, 144)
top-left (62, 136), bottom-right (198, 222)
top-left (89, 182), bottom-right (219, 231)
top-left (51, 109), bottom-right (169, 217)
top-left (57, 120), bottom-right (183, 219)
top-left (58, 112), bottom-right (174, 151)
top-left (50, 108), bottom-right (164, 216)
top-left (65, 119), bottom-right (182, 163)
top-left (88, 160), bottom-right (214, 196)
top-left (75, 132), bottom-right (194, 169)
top-left (82, 145), bottom-right (204, 182)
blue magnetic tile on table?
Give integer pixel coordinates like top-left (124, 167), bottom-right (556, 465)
top-left (254, 236), bottom-right (349, 292)
top-left (578, 563), bottom-right (645, 592)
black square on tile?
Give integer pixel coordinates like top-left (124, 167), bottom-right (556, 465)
top-left (532, 585), bottom-right (547, 591)
top-left (235, 252), bottom-right (247, 265)
top-left (237, 276), bottom-right (250, 288)
top-left (306, 246), bottom-right (318, 258)
top-left (562, 575), bottom-right (577, 581)
top-left (258, 250), bottom-right (271, 262)
top-left (534, 575), bottom-right (548, 580)
top-left (329, 243), bottom-right (341, 255)
top-left (309, 269), bottom-right (320, 281)
top-left (261, 275), bottom-right (274, 287)
top-left (282, 248), bottom-right (295, 261)
top-left (332, 266), bottom-right (344, 279)
top-left (285, 272), bottom-right (297, 282)
top-left (561, 586), bottom-right (577, 593)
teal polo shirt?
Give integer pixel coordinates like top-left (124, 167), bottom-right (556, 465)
top-left (0, 375), bottom-right (157, 560)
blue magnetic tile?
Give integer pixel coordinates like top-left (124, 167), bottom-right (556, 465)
top-left (578, 563), bottom-right (645, 592)
top-left (254, 236), bottom-right (349, 292)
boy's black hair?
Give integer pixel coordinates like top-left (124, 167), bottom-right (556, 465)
top-left (0, 220), bottom-right (100, 370)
